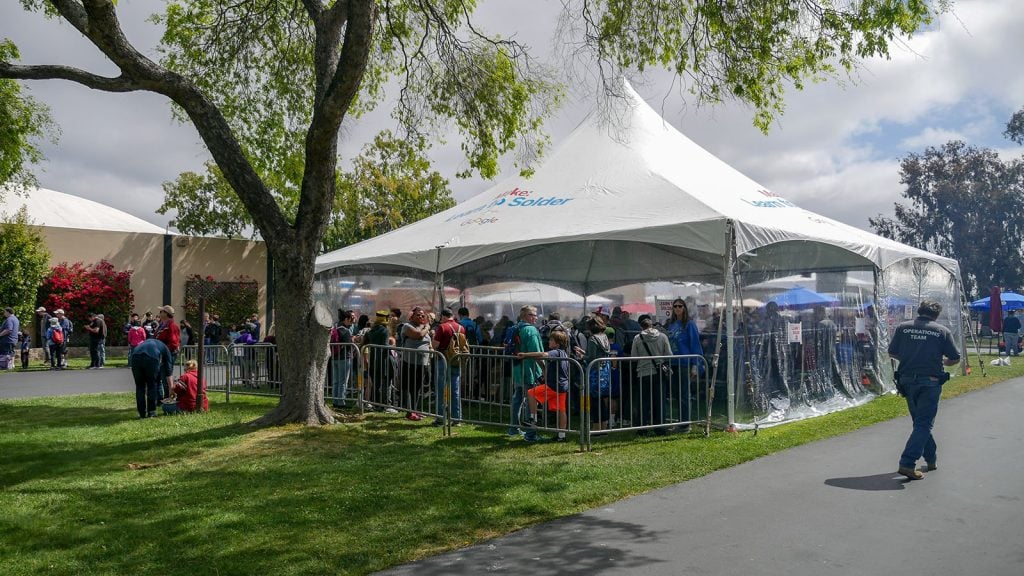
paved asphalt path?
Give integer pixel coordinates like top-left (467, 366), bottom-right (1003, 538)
top-left (379, 378), bottom-right (1024, 576)
top-left (0, 366), bottom-right (136, 399)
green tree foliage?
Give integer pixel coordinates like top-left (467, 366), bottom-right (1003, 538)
top-left (0, 206), bottom-right (50, 323)
top-left (159, 131), bottom-right (455, 252)
top-left (870, 113), bottom-right (1024, 298)
top-left (329, 131), bottom-right (454, 250)
top-left (0, 41), bottom-right (57, 191)
top-left (183, 274), bottom-right (259, 331)
top-left (560, 0), bottom-right (947, 131)
top-left (1005, 105), bottom-right (1024, 145)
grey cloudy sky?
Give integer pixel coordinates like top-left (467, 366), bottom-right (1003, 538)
top-left (3, 0), bottom-right (1022, 233)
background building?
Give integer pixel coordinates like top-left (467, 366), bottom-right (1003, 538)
top-left (1, 187), bottom-right (270, 344)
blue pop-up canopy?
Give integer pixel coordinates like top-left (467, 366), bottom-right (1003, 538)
top-left (969, 291), bottom-right (1024, 312)
top-left (768, 286), bottom-right (838, 309)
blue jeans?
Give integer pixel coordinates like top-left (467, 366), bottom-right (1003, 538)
top-left (162, 403), bottom-right (185, 416)
top-left (509, 383), bottom-right (525, 432)
top-left (899, 375), bottom-right (942, 469)
top-left (434, 364), bottom-right (461, 421)
top-left (331, 357), bottom-right (352, 406)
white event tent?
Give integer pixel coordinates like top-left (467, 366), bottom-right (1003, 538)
top-left (315, 83), bottom-right (962, 427)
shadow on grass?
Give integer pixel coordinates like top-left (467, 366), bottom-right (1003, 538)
top-left (1, 415), bottom-right (611, 575)
top-left (0, 401), bottom-right (261, 489)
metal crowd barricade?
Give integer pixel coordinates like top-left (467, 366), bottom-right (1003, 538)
top-left (358, 344), bottom-right (446, 423)
top-left (327, 342), bottom-right (364, 413)
top-left (224, 343), bottom-right (282, 399)
top-left (177, 343), bottom-right (231, 396)
top-left (583, 354), bottom-right (711, 451)
top-left (453, 350), bottom-right (587, 448)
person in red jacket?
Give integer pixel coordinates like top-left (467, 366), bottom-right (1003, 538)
top-left (162, 359), bottom-right (209, 414)
top-left (155, 305), bottom-right (181, 400)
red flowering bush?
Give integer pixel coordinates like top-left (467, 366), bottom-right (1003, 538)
top-left (36, 260), bottom-right (134, 346)
top-left (184, 274), bottom-right (259, 329)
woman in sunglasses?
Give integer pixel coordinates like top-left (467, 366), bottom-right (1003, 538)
top-left (665, 298), bottom-right (704, 432)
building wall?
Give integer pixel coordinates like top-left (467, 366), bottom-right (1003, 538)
top-left (169, 235), bottom-right (268, 331)
top-left (33, 226), bottom-right (268, 341)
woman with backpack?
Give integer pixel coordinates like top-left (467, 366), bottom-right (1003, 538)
top-left (46, 317), bottom-right (65, 370)
top-left (584, 316), bottom-right (613, 431)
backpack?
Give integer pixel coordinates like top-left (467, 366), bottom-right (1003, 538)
top-left (443, 324), bottom-right (470, 362)
top-left (502, 322), bottom-right (525, 357)
top-left (52, 328), bottom-right (65, 345)
top-left (539, 321), bottom-right (567, 350)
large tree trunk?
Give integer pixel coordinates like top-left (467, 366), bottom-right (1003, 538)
top-left (252, 242), bottom-right (335, 426)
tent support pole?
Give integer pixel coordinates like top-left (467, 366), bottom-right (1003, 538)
top-left (724, 220), bottom-right (736, 430)
top-left (957, 273), bottom-right (986, 377)
top-left (434, 245), bottom-right (445, 313)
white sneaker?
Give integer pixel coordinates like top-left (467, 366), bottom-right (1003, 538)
top-left (384, 407), bottom-right (399, 414)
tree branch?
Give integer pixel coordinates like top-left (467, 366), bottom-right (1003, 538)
top-left (0, 62), bottom-right (140, 92)
top-left (295, 0), bottom-right (374, 250)
top-left (301, 0), bottom-right (324, 21)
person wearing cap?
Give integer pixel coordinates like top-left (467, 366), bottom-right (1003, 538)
top-left (364, 310), bottom-right (396, 407)
top-left (0, 307), bottom-right (21, 363)
top-left (46, 317), bottom-right (66, 369)
top-left (53, 309), bottom-right (73, 368)
top-left (35, 307), bottom-right (52, 364)
top-left (155, 305), bottom-right (181, 399)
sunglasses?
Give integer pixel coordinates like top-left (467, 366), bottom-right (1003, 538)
top-left (673, 304), bottom-right (685, 308)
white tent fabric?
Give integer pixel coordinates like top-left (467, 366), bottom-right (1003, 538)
top-left (472, 285), bottom-right (611, 305)
top-left (316, 83), bottom-right (958, 291)
top-left (1, 185), bottom-right (166, 234)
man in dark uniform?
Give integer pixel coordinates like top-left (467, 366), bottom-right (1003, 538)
top-left (887, 300), bottom-right (961, 480)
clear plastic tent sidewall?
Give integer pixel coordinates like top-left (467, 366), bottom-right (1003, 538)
top-left (314, 254), bottom-right (964, 432)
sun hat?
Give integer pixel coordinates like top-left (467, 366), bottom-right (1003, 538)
top-left (159, 305), bottom-right (175, 317)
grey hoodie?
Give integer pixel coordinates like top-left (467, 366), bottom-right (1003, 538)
top-left (631, 328), bottom-right (672, 377)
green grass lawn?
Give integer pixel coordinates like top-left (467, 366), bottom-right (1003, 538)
top-left (0, 355), bottom-right (1018, 575)
top-left (6, 355), bottom-right (130, 372)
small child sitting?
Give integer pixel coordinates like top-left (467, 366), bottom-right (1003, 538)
top-left (517, 330), bottom-right (571, 442)
top-left (162, 359), bottom-right (210, 415)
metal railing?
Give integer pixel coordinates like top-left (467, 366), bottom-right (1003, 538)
top-left (180, 341), bottom-right (713, 451)
top-left (582, 354), bottom-right (711, 450)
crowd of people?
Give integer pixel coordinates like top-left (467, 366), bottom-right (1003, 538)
top-left (327, 300), bottom-right (708, 442)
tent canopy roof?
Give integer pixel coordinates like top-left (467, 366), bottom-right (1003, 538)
top-left (316, 83), bottom-right (957, 291)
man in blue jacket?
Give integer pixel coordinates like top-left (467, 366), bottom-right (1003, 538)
top-left (131, 338), bottom-right (174, 419)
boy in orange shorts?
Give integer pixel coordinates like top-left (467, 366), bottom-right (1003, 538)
top-left (519, 330), bottom-right (571, 442)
